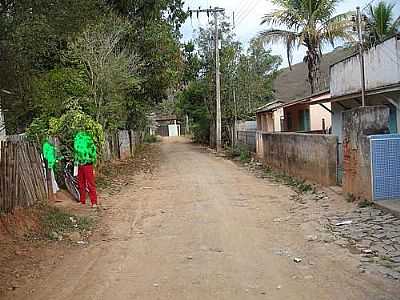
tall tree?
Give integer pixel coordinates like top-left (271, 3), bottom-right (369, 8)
top-left (0, 0), bottom-right (101, 133)
top-left (366, 1), bottom-right (400, 46)
top-left (258, 0), bottom-right (353, 94)
top-left (68, 15), bottom-right (141, 130)
top-left (178, 15), bottom-right (280, 146)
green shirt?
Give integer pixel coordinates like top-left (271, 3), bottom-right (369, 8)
top-left (74, 131), bottom-right (97, 165)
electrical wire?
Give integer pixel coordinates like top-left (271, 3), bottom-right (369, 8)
top-left (235, 0), bottom-right (260, 28)
top-left (236, 0), bottom-right (258, 24)
top-left (235, 0), bottom-right (256, 22)
top-left (235, 0), bottom-right (253, 18)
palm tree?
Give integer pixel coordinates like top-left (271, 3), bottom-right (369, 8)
top-left (366, 1), bottom-right (400, 46)
top-left (258, 0), bottom-right (354, 94)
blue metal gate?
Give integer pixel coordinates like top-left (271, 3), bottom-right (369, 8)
top-left (370, 134), bottom-right (400, 201)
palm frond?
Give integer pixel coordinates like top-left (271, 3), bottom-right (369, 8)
top-left (368, 1), bottom-right (396, 40)
top-left (261, 8), bottom-right (304, 30)
top-left (320, 18), bottom-right (355, 48)
top-left (258, 29), bottom-right (300, 69)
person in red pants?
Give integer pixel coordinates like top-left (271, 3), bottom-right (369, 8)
top-left (74, 131), bottom-right (98, 208)
top-left (77, 164), bottom-right (97, 207)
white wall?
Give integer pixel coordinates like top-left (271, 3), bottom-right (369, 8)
top-left (0, 109), bottom-right (5, 140)
top-left (273, 108), bottom-right (284, 132)
top-left (331, 37), bottom-right (400, 97)
top-left (168, 124), bottom-right (180, 137)
top-left (310, 103), bottom-right (332, 131)
top-left (331, 103), bottom-right (345, 142)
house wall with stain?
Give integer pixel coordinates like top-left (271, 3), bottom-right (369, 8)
top-left (342, 106), bottom-right (390, 200)
top-left (259, 132), bottom-right (338, 186)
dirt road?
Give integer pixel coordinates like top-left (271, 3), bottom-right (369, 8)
top-left (11, 138), bottom-right (399, 299)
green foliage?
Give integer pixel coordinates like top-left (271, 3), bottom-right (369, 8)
top-left (178, 15), bottom-right (280, 147)
top-left (1, 0), bottom-right (185, 136)
top-left (143, 134), bottom-right (160, 143)
top-left (263, 166), bottom-right (315, 194)
top-left (32, 67), bottom-right (89, 119)
top-left (177, 80), bottom-right (210, 143)
top-left (49, 108), bottom-right (105, 161)
top-left (26, 117), bottom-right (51, 145)
top-left (366, 1), bottom-right (400, 46)
top-left (227, 145), bottom-right (251, 162)
top-left (0, 0), bottom-right (101, 133)
top-left (68, 14), bottom-right (142, 130)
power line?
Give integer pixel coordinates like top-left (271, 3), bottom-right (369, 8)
top-left (236, 0), bottom-right (258, 25)
top-left (235, 0), bottom-right (256, 22)
top-left (235, 0), bottom-right (259, 28)
top-left (235, 0), bottom-right (254, 20)
top-left (188, 7), bottom-right (225, 152)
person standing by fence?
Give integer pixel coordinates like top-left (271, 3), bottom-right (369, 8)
top-left (74, 131), bottom-right (98, 208)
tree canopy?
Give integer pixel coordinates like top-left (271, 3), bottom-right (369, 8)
top-left (0, 0), bottom-right (186, 135)
top-left (258, 0), bottom-right (354, 93)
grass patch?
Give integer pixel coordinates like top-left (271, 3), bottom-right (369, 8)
top-left (358, 199), bottom-right (373, 208)
top-left (263, 166), bottom-right (315, 194)
top-left (41, 206), bottom-right (93, 240)
top-left (227, 145), bottom-right (251, 162)
top-left (143, 134), bottom-right (159, 143)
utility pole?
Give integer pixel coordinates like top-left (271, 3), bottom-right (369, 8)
top-left (189, 7), bottom-right (225, 152)
top-left (356, 6), bottom-right (366, 106)
top-left (214, 10), bottom-right (222, 152)
top-left (233, 89), bottom-right (237, 147)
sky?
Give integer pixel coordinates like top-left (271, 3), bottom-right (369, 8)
top-left (180, 0), bottom-right (400, 68)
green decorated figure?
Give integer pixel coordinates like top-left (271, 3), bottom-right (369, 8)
top-left (42, 141), bottom-right (57, 169)
top-left (74, 131), bottom-right (98, 208)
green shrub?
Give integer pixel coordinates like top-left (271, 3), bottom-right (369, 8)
top-left (48, 107), bottom-right (105, 161)
top-left (227, 144), bottom-right (251, 162)
top-left (144, 134), bottom-right (159, 143)
top-left (191, 122), bottom-right (209, 144)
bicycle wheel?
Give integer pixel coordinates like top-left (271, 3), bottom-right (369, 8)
top-left (65, 175), bottom-right (80, 202)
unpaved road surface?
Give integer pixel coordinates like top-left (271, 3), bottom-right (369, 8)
top-left (10, 138), bottom-right (400, 299)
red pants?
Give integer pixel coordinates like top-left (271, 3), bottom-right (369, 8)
top-left (78, 164), bottom-right (97, 205)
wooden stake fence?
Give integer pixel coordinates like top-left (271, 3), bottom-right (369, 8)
top-left (0, 140), bottom-right (47, 213)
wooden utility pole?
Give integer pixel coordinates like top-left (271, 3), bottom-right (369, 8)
top-left (214, 10), bottom-right (222, 152)
top-left (189, 7), bottom-right (225, 152)
top-left (356, 6), bottom-right (366, 107)
top-left (233, 89), bottom-right (237, 147)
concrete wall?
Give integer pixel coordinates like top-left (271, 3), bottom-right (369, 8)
top-left (342, 106), bottom-right (390, 201)
top-left (310, 103), bottom-right (332, 131)
top-left (331, 94), bottom-right (400, 142)
top-left (237, 121), bottom-right (256, 131)
top-left (103, 130), bottom-right (143, 162)
top-left (118, 130), bottom-right (131, 160)
top-left (331, 37), bottom-right (400, 97)
top-left (258, 132), bottom-right (338, 186)
top-left (237, 130), bottom-right (256, 152)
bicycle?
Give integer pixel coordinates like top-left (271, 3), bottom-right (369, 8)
top-left (63, 161), bottom-right (80, 202)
